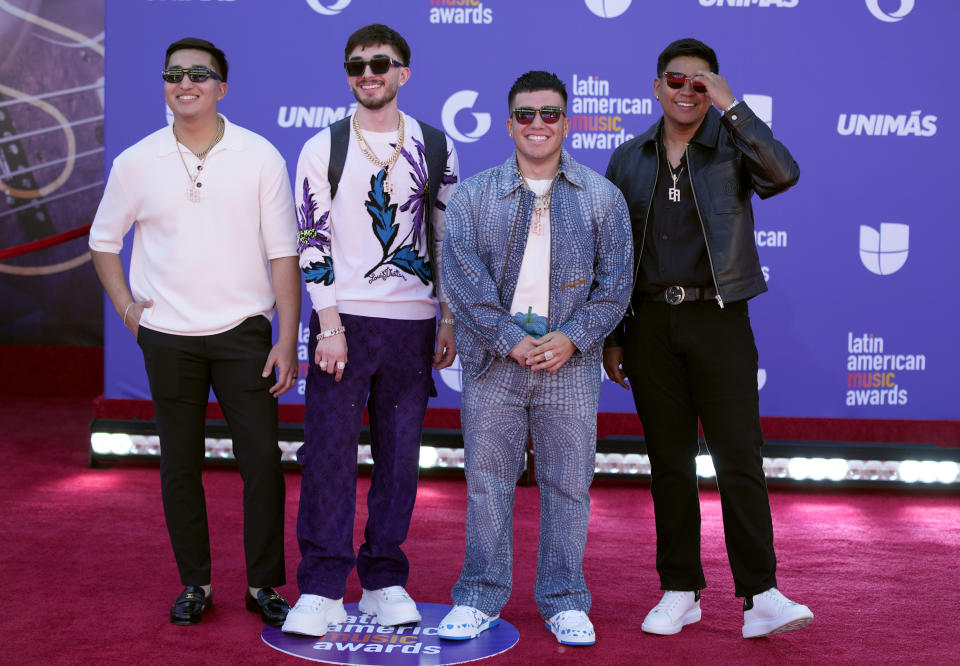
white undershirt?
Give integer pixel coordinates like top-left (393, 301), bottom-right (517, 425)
top-left (509, 178), bottom-right (552, 333)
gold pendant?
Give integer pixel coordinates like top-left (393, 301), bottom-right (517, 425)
top-left (188, 184), bottom-right (201, 203)
top-left (383, 179), bottom-right (394, 195)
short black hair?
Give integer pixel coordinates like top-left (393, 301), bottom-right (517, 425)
top-left (656, 38), bottom-right (718, 75)
top-left (508, 71), bottom-right (567, 110)
top-left (165, 37), bottom-right (229, 82)
top-left (345, 24), bottom-right (411, 67)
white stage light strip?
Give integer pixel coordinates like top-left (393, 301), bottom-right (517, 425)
top-left (90, 433), bottom-right (958, 485)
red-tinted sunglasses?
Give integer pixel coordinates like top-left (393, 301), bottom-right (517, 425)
top-left (662, 72), bottom-right (707, 93)
top-left (511, 105), bottom-right (565, 125)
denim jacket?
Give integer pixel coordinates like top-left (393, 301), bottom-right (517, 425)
top-left (441, 149), bottom-right (633, 378)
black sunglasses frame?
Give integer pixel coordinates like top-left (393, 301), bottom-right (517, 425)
top-left (662, 72), bottom-right (707, 93)
top-left (162, 66), bottom-right (222, 84)
top-left (343, 55), bottom-right (404, 77)
top-left (511, 105), bottom-right (566, 125)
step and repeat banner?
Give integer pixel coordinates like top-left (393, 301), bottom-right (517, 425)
top-left (102, 0), bottom-right (957, 422)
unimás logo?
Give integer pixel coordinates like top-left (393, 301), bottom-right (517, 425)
top-left (441, 90), bottom-right (490, 143)
top-left (837, 111), bottom-right (936, 137)
top-left (865, 0), bottom-right (914, 22)
top-left (584, 0), bottom-right (631, 18)
top-left (859, 223), bottom-right (909, 275)
top-left (428, 0), bottom-right (493, 24)
top-left (306, 0), bottom-right (351, 14)
top-left (742, 94), bottom-right (772, 127)
top-left (698, 0), bottom-right (798, 7)
top-left (277, 103), bottom-right (358, 129)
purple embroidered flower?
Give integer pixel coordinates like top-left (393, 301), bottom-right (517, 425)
top-left (296, 177), bottom-right (331, 253)
top-left (398, 137), bottom-right (428, 251)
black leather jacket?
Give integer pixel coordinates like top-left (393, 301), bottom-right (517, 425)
top-left (605, 102), bottom-right (799, 321)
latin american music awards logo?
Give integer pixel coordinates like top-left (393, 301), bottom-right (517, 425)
top-left (262, 602), bottom-right (518, 664)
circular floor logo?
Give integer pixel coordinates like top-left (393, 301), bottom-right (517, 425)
top-left (262, 602), bottom-right (519, 664)
top-left (865, 0), bottom-right (914, 22)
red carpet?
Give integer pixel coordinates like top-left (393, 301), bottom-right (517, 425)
top-left (1, 396), bottom-right (958, 664)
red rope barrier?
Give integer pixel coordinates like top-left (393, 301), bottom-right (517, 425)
top-left (0, 223), bottom-right (91, 260)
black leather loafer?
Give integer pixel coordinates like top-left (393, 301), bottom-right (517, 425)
top-left (245, 587), bottom-right (290, 627)
top-left (170, 586), bottom-right (212, 625)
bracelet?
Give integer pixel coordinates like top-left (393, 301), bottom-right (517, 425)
top-left (316, 325), bottom-right (346, 341)
top-left (722, 98), bottom-right (739, 114)
top-left (439, 317), bottom-right (455, 326)
top-left (122, 302), bottom-right (135, 326)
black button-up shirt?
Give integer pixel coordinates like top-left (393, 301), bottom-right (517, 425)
top-left (637, 139), bottom-right (713, 293)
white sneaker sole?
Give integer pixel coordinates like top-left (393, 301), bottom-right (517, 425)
top-left (281, 606), bottom-right (348, 637)
top-left (437, 617), bottom-right (499, 640)
top-left (357, 598), bottom-right (422, 627)
top-left (743, 612), bottom-right (813, 638)
top-left (641, 606), bottom-right (702, 635)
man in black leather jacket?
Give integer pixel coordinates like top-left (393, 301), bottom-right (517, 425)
top-left (603, 38), bottom-right (813, 639)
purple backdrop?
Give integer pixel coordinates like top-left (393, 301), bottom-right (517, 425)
top-left (101, 0), bottom-right (957, 421)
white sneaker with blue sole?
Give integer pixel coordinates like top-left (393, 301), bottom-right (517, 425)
top-left (437, 605), bottom-right (499, 640)
top-left (545, 610), bottom-right (596, 646)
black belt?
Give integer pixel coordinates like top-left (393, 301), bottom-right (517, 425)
top-left (642, 285), bottom-right (718, 305)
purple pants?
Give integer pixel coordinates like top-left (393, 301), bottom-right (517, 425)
top-left (296, 312), bottom-right (436, 598)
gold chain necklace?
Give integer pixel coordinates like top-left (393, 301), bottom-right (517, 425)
top-left (173, 116), bottom-right (225, 203)
top-left (517, 159), bottom-right (559, 236)
top-left (352, 112), bottom-right (404, 194)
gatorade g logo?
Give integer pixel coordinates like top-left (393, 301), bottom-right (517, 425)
top-left (865, 0), bottom-right (914, 22)
top-left (305, 0), bottom-right (351, 15)
top-left (441, 90), bottom-right (491, 143)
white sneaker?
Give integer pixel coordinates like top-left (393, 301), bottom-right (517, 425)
top-left (357, 586), bottom-right (422, 626)
top-left (641, 591), bottom-right (701, 635)
top-left (742, 588), bottom-right (813, 638)
top-left (545, 610), bottom-right (596, 646)
top-left (437, 605), bottom-right (499, 640)
top-left (281, 594), bottom-right (347, 637)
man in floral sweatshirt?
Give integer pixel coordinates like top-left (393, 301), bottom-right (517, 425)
top-left (282, 24), bottom-right (459, 637)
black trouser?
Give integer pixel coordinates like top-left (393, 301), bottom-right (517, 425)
top-left (621, 299), bottom-right (777, 598)
top-left (138, 316), bottom-right (285, 588)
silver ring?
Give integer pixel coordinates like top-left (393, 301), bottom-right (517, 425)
top-left (544, 350), bottom-right (554, 361)
top-left (318, 360), bottom-right (328, 369)
top-left (336, 361), bottom-right (346, 370)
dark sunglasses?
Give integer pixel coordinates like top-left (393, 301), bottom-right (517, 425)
top-left (662, 72), bottom-right (707, 93)
top-left (511, 105), bottom-right (565, 125)
top-left (162, 66), bottom-right (222, 84)
top-left (344, 55), bottom-right (404, 77)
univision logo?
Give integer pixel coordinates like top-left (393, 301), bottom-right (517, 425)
top-left (859, 223), bottom-right (909, 275)
top-left (741, 94), bottom-right (772, 127)
top-left (441, 90), bottom-right (491, 143)
top-left (584, 0), bottom-right (631, 17)
top-left (865, 0), bottom-right (914, 22)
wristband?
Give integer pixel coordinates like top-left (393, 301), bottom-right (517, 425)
top-left (316, 325), bottom-right (346, 341)
top-left (439, 317), bottom-right (455, 326)
top-left (723, 98), bottom-right (739, 114)
top-left (122, 302), bottom-right (135, 326)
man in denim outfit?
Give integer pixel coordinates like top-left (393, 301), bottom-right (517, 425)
top-left (437, 71), bottom-right (632, 646)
